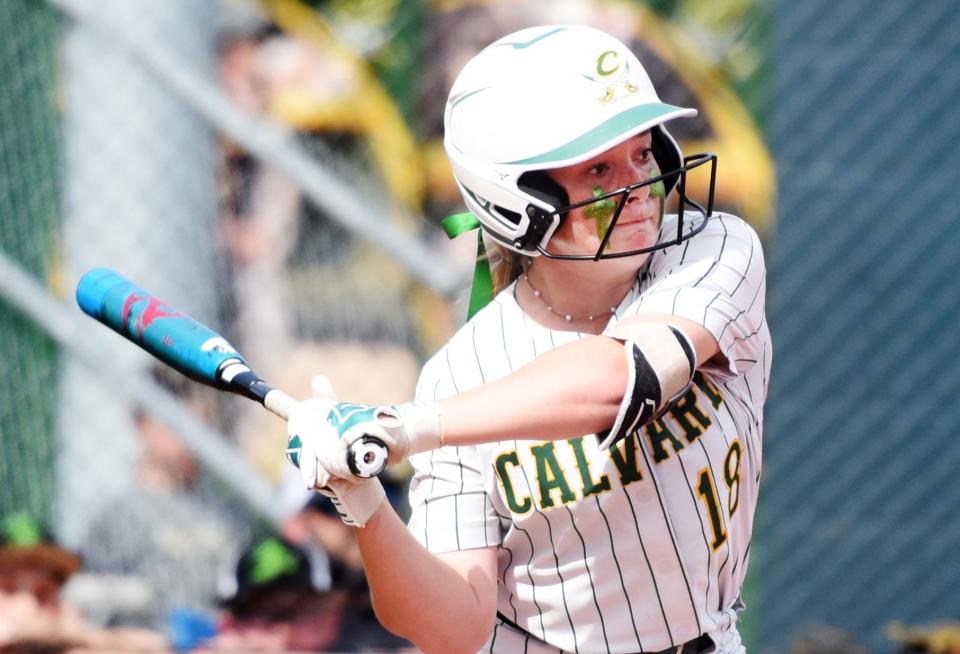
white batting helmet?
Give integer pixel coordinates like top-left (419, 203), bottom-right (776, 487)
top-left (444, 25), bottom-right (714, 259)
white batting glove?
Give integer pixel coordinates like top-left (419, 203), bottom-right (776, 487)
top-left (286, 376), bottom-right (386, 527)
top-left (315, 478), bottom-right (386, 528)
top-left (285, 395), bottom-right (338, 488)
top-left (323, 400), bottom-right (443, 471)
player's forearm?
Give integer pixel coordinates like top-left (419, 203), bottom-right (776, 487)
top-left (356, 504), bottom-right (496, 654)
top-left (437, 334), bottom-right (628, 446)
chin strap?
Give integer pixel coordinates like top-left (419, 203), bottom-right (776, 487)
top-left (442, 212), bottom-right (493, 319)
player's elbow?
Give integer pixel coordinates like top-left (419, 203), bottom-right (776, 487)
top-left (376, 602), bottom-right (493, 654)
top-left (418, 616), bottom-right (494, 654)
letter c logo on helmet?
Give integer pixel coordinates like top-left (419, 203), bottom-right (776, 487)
top-left (596, 50), bottom-right (621, 76)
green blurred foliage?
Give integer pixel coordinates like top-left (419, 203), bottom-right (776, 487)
top-left (644, 0), bottom-right (770, 125)
top-left (0, 0), bottom-right (62, 522)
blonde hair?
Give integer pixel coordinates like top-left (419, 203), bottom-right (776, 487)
top-left (487, 242), bottom-right (526, 296)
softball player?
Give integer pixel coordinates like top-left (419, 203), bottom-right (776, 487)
top-left (286, 25), bottom-right (770, 654)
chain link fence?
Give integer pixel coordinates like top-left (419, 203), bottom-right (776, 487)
top-left (0, 0), bottom-right (62, 528)
top-left (757, 0), bottom-right (960, 652)
top-left (1, 0), bottom-right (470, 637)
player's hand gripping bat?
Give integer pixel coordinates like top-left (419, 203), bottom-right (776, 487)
top-left (75, 268), bottom-right (388, 478)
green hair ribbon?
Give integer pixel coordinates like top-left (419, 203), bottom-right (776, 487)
top-left (441, 212), bottom-right (492, 319)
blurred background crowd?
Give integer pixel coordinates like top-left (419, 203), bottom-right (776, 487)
top-left (1, 0), bottom-right (958, 652)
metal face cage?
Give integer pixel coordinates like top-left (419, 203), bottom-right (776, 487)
top-left (528, 152), bottom-right (718, 261)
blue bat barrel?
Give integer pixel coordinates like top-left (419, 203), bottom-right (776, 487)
top-left (76, 268), bottom-right (244, 388)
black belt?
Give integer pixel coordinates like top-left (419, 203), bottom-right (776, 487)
top-left (495, 612), bottom-right (715, 654)
top-left (651, 633), bottom-right (715, 654)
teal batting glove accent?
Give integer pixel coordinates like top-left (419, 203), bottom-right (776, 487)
top-left (286, 434), bottom-right (303, 468)
top-left (329, 403), bottom-right (379, 436)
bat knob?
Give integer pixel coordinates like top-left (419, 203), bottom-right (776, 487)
top-left (347, 436), bottom-right (389, 478)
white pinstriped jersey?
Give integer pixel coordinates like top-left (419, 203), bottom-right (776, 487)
top-left (408, 213), bottom-right (771, 654)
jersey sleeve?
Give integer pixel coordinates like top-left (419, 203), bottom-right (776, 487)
top-left (406, 348), bottom-right (502, 554)
top-left (624, 213), bottom-right (767, 378)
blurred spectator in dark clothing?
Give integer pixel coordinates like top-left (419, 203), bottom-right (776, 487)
top-left (79, 367), bottom-right (250, 631)
top-left (0, 513), bottom-right (81, 610)
top-left (204, 535), bottom-right (343, 652)
top-left (0, 513), bottom-right (167, 652)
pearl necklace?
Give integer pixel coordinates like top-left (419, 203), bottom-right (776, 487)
top-left (521, 274), bottom-right (617, 322)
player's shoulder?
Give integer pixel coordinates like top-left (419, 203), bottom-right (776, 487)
top-left (650, 211), bottom-right (763, 270)
top-left (687, 211), bottom-right (759, 242)
top-left (702, 212), bottom-right (765, 263)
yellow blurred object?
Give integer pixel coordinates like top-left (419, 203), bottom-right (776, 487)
top-left (633, 3), bottom-right (776, 235)
top-left (888, 621), bottom-right (960, 653)
top-left (423, 139), bottom-right (461, 205)
top-left (271, 92), bottom-right (363, 133)
top-left (258, 0), bottom-right (451, 360)
top-left (260, 0), bottom-right (425, 218)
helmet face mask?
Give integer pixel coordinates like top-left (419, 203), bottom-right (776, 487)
top-left (444, 25), bottom-right (717, 260)
top-left (535, 151), bottom-right (716, 261)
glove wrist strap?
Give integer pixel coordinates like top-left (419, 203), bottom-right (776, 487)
top-left (396, 401), bottom-right (443, 454)
top-left (326, 478), bottom-right (387, 528)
